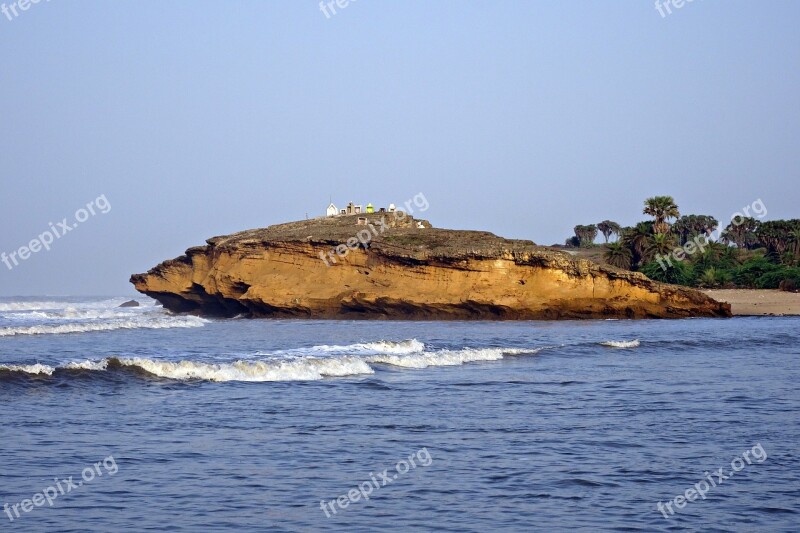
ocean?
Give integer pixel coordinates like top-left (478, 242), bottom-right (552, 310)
top-left (1, 297), bottom-right (798, 532)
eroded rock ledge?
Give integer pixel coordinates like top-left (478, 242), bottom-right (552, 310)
top-left (130, 214), bottom-right (731, 320)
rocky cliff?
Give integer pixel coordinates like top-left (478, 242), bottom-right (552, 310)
top-left (130, 214), bottom-right (731, 320)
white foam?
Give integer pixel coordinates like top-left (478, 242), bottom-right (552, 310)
top-left (356, 339), bottom-right (425, 354)
top-left (57, 307), bottom-right (136, 320)
top-left (600, 340), bottom-right (640, 349)
top-left (310, 339), bottom-right (425, 355)
top-left (0, 345), bottom-right (546, 381)
top-left (0, 363), bottom-right (56, 375)
top-left (367, 347), bottom-right (542, 369)
top-left (0, 311), bottom-right (50, 321)
top-left (115, 356), bottom-right (374, 382)
top-left (0, 316), bottom-right (208, 337)
top-left (261, 339), bottom-right (426, 358)
top-left (0, 301), bottom-right (66, 311)
top-left (1, 308), bottom-right (137, 322)
top-left (0, 299), bottom-right (160, 326)
top-left (0, 298), bottom-right (154, 314)
top-left (64, 359), bottom-right (109, 371)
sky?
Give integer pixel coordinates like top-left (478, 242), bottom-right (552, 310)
top-left (1, 0), bottom-right (798, 296)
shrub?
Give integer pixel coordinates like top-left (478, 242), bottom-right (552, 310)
top-left (640, 260), bottom-right (695, 286)
top-left (697, 267), bottom-right (733, 288)
top-left (733, 257), bottom-right (782, 288)
top-left (754, 267), bottom-right (800, 289)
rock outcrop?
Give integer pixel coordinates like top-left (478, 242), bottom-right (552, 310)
top-left (130, 214), bottom-right (731, 320)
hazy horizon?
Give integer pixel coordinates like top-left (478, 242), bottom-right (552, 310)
top-left (2, 1), bottom-right (798, 296)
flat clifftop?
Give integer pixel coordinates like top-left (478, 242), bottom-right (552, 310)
top-left (196, 213), bottom-right (538, 259)
top-left (131, 215), bottom-right (731, 320)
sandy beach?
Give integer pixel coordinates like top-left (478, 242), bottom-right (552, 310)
top-left (703, 289), bottom-right (800, 316)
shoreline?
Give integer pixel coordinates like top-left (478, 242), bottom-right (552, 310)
top-left (703, 289), bottom-right (800, 316)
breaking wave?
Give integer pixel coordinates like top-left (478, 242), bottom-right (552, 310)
top-left (0, 316), bottom-right (208, 337)
top-left (4, 308), bottom-right (141, 321)
top-left (110, 357), bottom-right (375, 382)
top-left (0, 344), bottom-right (547, 382)
top-left (0, 298), bottom-right (199, 337)
top-left (0, 299), bottom-right (131, 312)
top-left (0, 363), bottom-right (57, 376)
top-left (600, 340), bottom-right (641, 349)
top-left (0, 301), bottom-right (70, 312)
top-left (354, 339), bottom-right (426, 354)
top-left (259, 339), bottom-right (426, 358)
top-left (0, 356), bottom-right (374, 382)
top-left (64, 359), bottom-right (111, 371)
top-left (367, 347), bottom-right (543, 369)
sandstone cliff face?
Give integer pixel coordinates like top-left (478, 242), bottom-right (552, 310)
top-left (130, 215), bottom-right (731, 320)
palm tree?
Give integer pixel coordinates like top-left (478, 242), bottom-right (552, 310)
top-left (692, 241), bottom-right (727, 272)
top-left (673, 214), bottom-right (719, 245)
top-left (719, 245), bottom-right (745, 267)
top-left (756, 220), bottom-right (798, 257)
top-left (721, 217), bottom-right (761, 248)
top-left (790, 228), bottom-right (800, 257)
top-left (697, 267), bottom-right (730, 288)
top-left (643, 196), bottom-right (680, 235)
top-left (646, 233), bottom-right (676, 259)
top-left (573, 224), bottom-right (598, 247)
top-left (603, 242), bottom-right (633, 270)
top-left (621, 222), bottom-right (653, 266)
top-left (702, 240), bottom-right (727, 262)
top-left (597, 220), bottom-right (622, 243)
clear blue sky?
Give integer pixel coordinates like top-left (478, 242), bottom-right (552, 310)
top-left (1, 0), bottom-right (798, 296)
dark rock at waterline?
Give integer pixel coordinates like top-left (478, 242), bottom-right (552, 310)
top-left (119, 300), bottom-right (140, 308)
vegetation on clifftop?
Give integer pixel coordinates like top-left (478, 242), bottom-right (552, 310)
top-left (562, 196), bottom-right (800, 292)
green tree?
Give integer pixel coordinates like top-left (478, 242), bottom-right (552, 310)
top-left (573, 224), bottom-right (598, 247)
top-left (596, 220), bottom-right (622, 243)
top-left (721, 217), bottom-right (761, 249)
top-left (756, 220), bottom-right (800, 258)
top-left (621, 222), bottom-right (654, 267)
top-left (689, 241), bottom-right (735, 280)
top-left (697, 267), bottom-right (732, 288)
top-left (790, 228), bottom-right (800, 257)
top-left (646, 233), bottom-right (677, 259)
top-left (643, 196), bottom-right (680, 235)
top-left (673, 215), bottom-right (719, 245)
top-left (603, 241), bottom-right (633, 270)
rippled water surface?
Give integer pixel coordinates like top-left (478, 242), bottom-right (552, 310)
top-left (1, 298), bottom-right (798, 531)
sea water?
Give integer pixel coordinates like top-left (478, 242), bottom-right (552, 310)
top-left (1, 297), bottom-right (798, 531)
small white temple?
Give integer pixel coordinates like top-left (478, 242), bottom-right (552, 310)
top-left (326, 200), bottom-right (399, 218)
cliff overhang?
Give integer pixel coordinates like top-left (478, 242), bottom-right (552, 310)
top-left (130, 214), bottom-right (731, 320)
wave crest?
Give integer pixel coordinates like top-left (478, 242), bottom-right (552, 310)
top-left (0, 316), bottom-right (208, 337)
top-left (0, 301), bottom-right (67, 312)
top-left (260, 339), bottom-right (426, 358)
top-left (112, 357), bottom-right (374, 382)
top-left (0, 347), bottom-right (545, 381)
top-left (0, 363), bottom-right (56, 375)
top-left (600, 340), bottom-right (640, 349)
top-left (352, 339), bottom-right (425, 354)
top-left (367, 347), bottom-right (542, 369)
